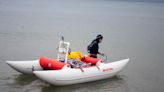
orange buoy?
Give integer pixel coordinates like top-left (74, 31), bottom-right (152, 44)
top-left (39, 57), bottom-right (66, 70)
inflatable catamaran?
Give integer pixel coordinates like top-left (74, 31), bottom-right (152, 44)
top-left (6, 38), bottom-right (129, 86)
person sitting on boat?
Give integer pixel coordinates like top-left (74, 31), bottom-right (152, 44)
top-left (87, 34), bottom-right (104, 58)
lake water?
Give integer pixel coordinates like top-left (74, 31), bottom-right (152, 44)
top-left (0, 0), bottom-right (164, 92)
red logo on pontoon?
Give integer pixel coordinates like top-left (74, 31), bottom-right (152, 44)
top-left (103, 68), bottom-right (113, 72)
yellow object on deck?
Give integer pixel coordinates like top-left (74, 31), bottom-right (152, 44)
top-left (68, 52), bottom-right (83, 60)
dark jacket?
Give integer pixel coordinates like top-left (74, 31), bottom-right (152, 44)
top-left (88, 39), bottom-right (99, 54)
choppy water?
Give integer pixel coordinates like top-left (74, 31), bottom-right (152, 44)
top-left (0, 0), bottom-right (164, 92)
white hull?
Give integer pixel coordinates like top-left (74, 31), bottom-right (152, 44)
top-left (6, 60), bottom-right (43, 74)
top-left (33, 59), bottom-right (129, 86)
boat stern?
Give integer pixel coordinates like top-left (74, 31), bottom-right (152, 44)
top-left (6, 60), bottom-right (42, 74)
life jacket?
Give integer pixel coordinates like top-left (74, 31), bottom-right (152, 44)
top-left (68, 52), bottom-right (83, 60)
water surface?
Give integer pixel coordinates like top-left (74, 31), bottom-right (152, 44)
top-left (0, 0), bottom-right (164, 92)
